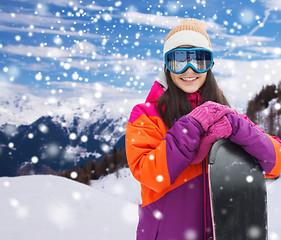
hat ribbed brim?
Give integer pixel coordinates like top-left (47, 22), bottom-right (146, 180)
top-left (163, 30), bottom-right (212, 56)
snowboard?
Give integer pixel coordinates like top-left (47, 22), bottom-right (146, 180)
top-left (208, 138), bottom-right (267, 240)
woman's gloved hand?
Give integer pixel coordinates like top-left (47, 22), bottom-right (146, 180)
top-left (188, 101), bottom-right (235, 131)
top-left (191, 115), bottom-right (232, 164)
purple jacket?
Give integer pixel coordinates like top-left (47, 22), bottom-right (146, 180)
top-left (126, 81), bottom-right (281, 240)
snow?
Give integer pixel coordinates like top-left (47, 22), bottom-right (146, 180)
top-left (0, 82), bottom-right (144, 128)
top-left (267, 179), bottom-right (281, 239)
top-left (0, 83), bottom-right (145, 148)
top-left (0, 168), bottom-right (280, 239)
top-left (1, 1), bottom-right (281, 238)
top-left (91, 168), bottom-right (141, 204)
top-left (0, 169), bottom-right (140, 240)
top-left (0, 1), bottom-right (280, 238)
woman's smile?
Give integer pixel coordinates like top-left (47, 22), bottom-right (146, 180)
top-left (180, 76), bottom-right (199, 82)
top-left (170, 67), bottom-right (207, 93)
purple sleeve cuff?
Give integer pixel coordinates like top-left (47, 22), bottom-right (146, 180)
top-left (165, 115), bottom-right (203, 184)
top-left (226, 113), bottom-right (276, 173)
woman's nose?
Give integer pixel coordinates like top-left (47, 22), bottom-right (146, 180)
top-left (182, 66), bottom-right (196, 74)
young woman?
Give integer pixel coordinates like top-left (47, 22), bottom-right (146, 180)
top-left (125, 18), bottom-right (281, 240)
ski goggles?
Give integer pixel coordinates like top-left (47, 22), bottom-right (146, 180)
top-left (165, 48), bottom-right (214, 74)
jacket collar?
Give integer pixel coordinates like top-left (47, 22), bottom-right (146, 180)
top-left (145, 81), bottom-right (165, 103)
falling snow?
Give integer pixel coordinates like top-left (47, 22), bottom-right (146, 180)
top-left (1, 0), bottom-right (281, 239)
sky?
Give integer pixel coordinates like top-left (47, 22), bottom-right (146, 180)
top-left (1, 0), bottom-right (281, 112)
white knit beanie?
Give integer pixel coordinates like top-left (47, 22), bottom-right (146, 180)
top-left (163, 18), bottom-right (212, 56)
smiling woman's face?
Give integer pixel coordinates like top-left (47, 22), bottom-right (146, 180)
top-left (169, 45), bottom-right (208, 93)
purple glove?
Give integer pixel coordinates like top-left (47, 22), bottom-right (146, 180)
top-left (188, 101), bottom-right (235, 131)
top-left (191, 116), bottom-right (232, 164)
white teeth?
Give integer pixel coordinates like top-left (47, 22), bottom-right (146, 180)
top-left (181, 77), bottom-right (197, 81)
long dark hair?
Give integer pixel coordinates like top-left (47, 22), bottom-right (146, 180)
top-left (156, 66), bottom-right (230, 128)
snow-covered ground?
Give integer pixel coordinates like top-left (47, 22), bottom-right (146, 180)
top-left (267, 179), bottom-right (281, 240)
top-left (0, 169), bottom-right (140, 240)
top-left (0, 168), bottom-right (280, 240)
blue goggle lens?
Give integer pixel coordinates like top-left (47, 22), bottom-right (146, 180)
top-left (165, 48), bottom-right (213, 74)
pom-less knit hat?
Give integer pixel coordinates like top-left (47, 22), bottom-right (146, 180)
top-left (163, 18), bottom-right (212, 56)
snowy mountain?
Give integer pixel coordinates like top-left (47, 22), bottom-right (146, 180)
top-left (0, 113), bottom-right (127, 176)
top-left (0, 168), bottom-right (280, 240)
top-left (0, 81), bottom-right (146, 127)
top-left (0, 83), bottom-right (146, 176)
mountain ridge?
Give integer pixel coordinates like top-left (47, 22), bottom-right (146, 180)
top-left (0, 90), bottom-right (143, 177)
